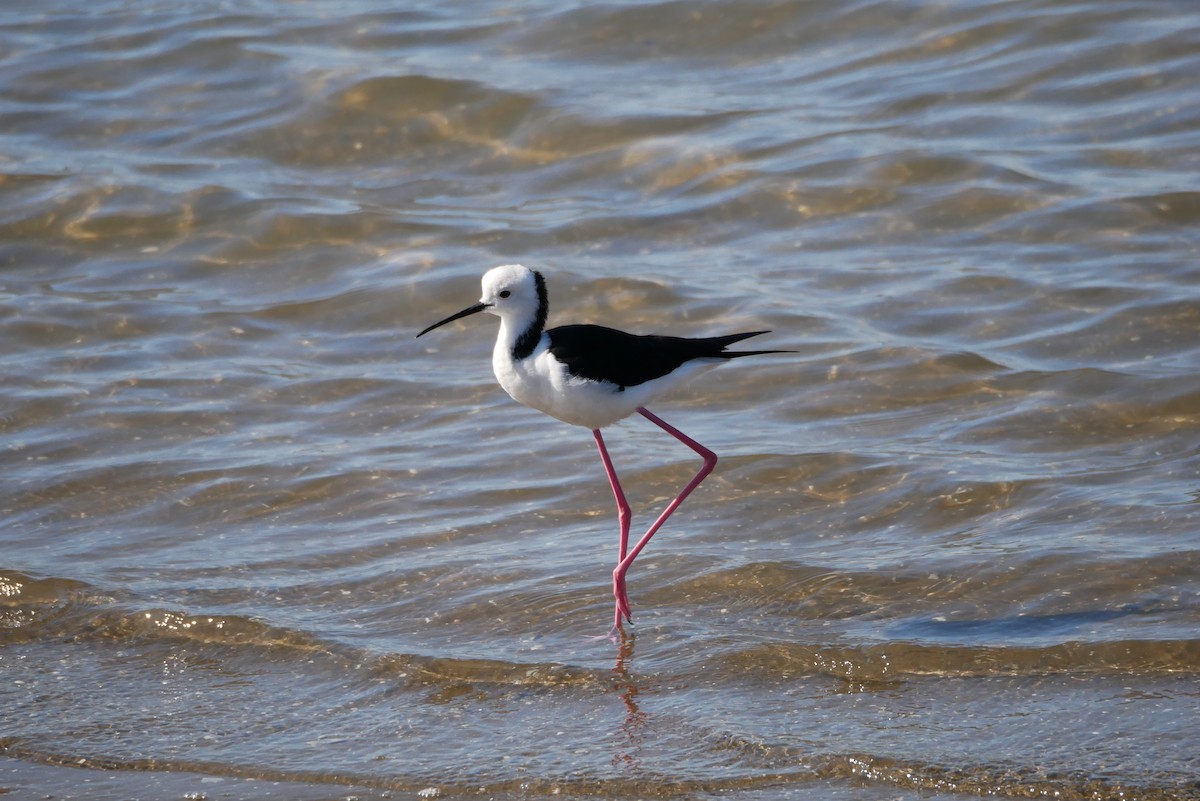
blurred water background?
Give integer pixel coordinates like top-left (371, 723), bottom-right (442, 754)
top-left (2, 1), bottom-right (1199, 799)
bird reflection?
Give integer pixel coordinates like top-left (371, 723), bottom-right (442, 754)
top-left (609, 632), bottom-right (648, 768)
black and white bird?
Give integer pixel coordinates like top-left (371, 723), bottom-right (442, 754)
top-left (417, 264), bottom-right (786, 637)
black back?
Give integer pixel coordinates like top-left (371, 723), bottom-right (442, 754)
top-left (546, 325), bottom-right (776, 390)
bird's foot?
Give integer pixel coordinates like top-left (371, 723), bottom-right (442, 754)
top-left (607, 605), bottom-right (635, 642)
top-left (593, 609), bottom-right (628, 643)
top-left (612, 570), bottom-right (633, 626)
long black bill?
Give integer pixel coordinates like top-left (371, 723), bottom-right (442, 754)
top-left (416, 302), bottom-right (490, 338)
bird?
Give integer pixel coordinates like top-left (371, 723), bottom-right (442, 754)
top-left (416, 264), bottom-right (786, 637)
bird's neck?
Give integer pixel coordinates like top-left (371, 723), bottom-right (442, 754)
top-left (505, 273), bottom-right (549, 361)
top-left (500, 313), bottom-right (545, 362)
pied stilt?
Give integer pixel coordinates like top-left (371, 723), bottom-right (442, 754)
top-left (417, 264), bottom-right (786, 637)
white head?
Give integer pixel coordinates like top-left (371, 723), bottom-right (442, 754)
top-left (479, 264), bottom-right (545, 325)
top-left (416, 264), bottom-right (548, 339)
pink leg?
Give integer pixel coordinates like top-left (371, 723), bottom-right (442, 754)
top-left (593, 429), bottom-right (633, 633)
top-left (608, 407), bottom-right (718, 637)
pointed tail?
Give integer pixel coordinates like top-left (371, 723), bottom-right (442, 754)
top-left (714, 330), bottom-right (792, 358)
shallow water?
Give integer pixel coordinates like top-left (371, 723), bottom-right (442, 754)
top-left (2, 1), bottom-right (1199, 799)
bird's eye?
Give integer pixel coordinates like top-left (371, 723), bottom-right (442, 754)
top-left (498, 290), bottom-right (511, 298)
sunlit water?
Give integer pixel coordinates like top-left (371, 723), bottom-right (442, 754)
top-left (2, 1), bottom-right (1199, 799)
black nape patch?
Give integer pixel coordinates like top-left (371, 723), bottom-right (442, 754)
top-left (511, 271), bottom-right (549, 360)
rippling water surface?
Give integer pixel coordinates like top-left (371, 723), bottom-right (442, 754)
top-left (3, 1), bottom-right (1199, 799)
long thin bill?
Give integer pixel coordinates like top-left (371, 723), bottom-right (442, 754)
top-left (416, 302), bottom-right (490, 338)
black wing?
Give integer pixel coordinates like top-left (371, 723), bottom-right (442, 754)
top-left (547, 325), bottom-right (772, 389)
